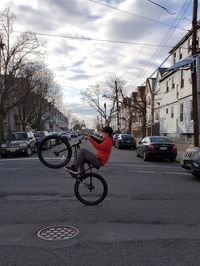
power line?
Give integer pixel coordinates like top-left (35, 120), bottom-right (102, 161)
top-left (87, 0), bottom-right (187, 31)
top-left (130, 0), bottom-right (191, 87)
top-left (147, 0), bottom-right (175, 15)
top-left (128, 0), bottom-right (192, 88)
top-left (130, 2), bottom-right (166, 73)
top-left (13, 30), bottom-right (190, 49)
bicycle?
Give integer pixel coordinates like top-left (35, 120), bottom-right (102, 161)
top-left (37, 134), bottom-right (108, 205)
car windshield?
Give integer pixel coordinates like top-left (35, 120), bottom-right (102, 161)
top-left (7, 132), bottom-right (27, 141)
top-left (150, 137), bottom-right (171, 143)
top-left (122, 134), bottom-right (134, 139)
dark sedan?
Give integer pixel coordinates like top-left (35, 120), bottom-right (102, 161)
top-left (136, 136), bottom-right (177, 161)
top-left (181, 147), bottom-right (200, 179)
top-left (115, 134), bottom-right (136, 149)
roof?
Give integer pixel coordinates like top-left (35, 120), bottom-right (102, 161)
top-left (169, 31), bottom-right (192, 54)
top-left (159, 53), bottom-right (200, 82)
top-left (158, 67), bottom-right (168, 76)
top-left (166, 54), bottom-right (199, 72)
top-left (169, 21), bottom-right (200, 54)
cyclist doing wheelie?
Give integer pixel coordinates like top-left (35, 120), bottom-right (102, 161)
top-left (65, 126), bottom-right (114, 175)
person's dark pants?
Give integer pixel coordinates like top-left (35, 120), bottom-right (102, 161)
top-left (74, 148), bottom-right (101, 172)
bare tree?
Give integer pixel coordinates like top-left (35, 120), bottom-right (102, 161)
top-left (29, 69), bottom-right (62, 130)
top-left (0, 8), bottom-right (44, 142)
top-left (123, 87), bottom-right (147, 138)
top-left (105, 73), bottom-right (147, 137)
top-left (12, 63), bottom-right (62, 131)
top-left (81, 83), bottom-right (116, 127)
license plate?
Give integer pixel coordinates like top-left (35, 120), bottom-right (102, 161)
top-left (9, 148), bottom-right (16, 152)
top-left (160, 147), bottom-right (167, 150)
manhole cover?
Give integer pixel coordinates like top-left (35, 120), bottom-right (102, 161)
top-left (37, 225), bottom-right (79, 241)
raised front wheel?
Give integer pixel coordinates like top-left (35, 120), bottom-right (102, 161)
top-left (37, 135), bottom-right (72, 168)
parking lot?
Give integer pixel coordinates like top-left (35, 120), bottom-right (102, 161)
top-left (0, 142), bottom-right (200, 266)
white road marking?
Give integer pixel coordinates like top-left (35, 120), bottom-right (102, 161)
top-left (0, 157), bottom-right (74, 163)
top-left (133, 170), bottom-right (156, 174)
top-left (108, 163), bottom-right (180, 169)
top-left (0, 168), bottom-right (22, 171)
top-left (128, 170), bottom-right (188, 175)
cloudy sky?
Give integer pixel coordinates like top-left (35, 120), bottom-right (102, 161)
top-left (0, 0), bottom-right (196, 127)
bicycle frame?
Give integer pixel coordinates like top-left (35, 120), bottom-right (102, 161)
top-left (68, 136), bottom-right (94, 176)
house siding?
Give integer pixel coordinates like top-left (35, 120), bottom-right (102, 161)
top-left (157, 29), bottom-right (200, 142)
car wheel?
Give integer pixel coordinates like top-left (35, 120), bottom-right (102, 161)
top-left (1, 153), bottom-right (8, 158)
top-left (26, 147), bottom-right (32, 156)
top-left (169, 157), bottom-right (176, 162)
top-left (143, 151), bottom-right (149, 161)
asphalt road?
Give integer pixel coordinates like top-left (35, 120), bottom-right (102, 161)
top-left (0, 140), bottom-right (200, 266)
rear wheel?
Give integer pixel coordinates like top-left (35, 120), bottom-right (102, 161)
top-left (136, 149), bottom-right (140, 157)
top-left (143, 151), bottom-right (149, 161)
top-left (26, 147), bottom-right (32, 156)
top-left (38, 135), bottom-right (72, 168)
top-left (117, 144), bottom-right (121, 149)
top-left (169, 157), bottom-right (176, 162)
top-left (74, 173), bottom-right (108, 205)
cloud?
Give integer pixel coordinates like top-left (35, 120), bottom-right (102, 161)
top-left (0, 0), bottom-right (192, 128)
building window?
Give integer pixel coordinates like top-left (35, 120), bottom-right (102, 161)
top-left (166, 108), bottom-right (168, 114)
top-left (171, 107), bottom-right (174, 119)
top-left (188, 38), bottom-right (192, 53)
top-left (166, 81), bottom-right (169, 93)
top-left (172, 77), bottom-right (175, 89)
top-left (179, 47), bottom-right (183, 60)
top-left (173, 52), bottom-right (176, 64)
top-left (181, 70), bottom-right (184, 88)
top-left (180, 103), bottom-right (184, 122)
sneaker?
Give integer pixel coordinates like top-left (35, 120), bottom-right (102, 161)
top-left (65, 165), bottom-right (78, 176)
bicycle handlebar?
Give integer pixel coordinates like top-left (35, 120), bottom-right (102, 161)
top-left (71, 134), bottom-right (87, 147)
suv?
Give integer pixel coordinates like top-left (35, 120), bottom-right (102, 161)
top-left (0, 132), bottom-right (36, 157)
top-left (181, 147), bottom-right (200, 178)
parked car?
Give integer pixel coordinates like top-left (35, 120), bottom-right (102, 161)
top-left (181, 147), bottom-right (200, 178)
top-left (113, 134), bottom-right (119, 146)
top-left (136, 136), bottom-right (177, 161)
top-left (59, 132), bottom-right (71, 140)
top-left (115, 134), bottom-right (136, 149)
top-left (71, 132), bottom-right (78, 138)
top-left (34, 131), bottom-right (49, 149)
top-left (0, 132), bottom-right (36, 157)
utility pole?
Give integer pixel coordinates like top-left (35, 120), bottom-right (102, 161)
top-left (191, 0), bottom-right (199, 146)
top-left (115, 81), bottom-right (120, 132)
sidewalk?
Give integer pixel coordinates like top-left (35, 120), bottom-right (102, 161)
top-left (176, 143), bottom-right (193, 162)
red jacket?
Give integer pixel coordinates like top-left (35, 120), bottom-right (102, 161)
top-left (88, 137), bottom-right (113, 166)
